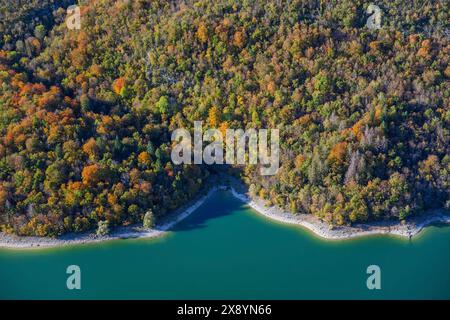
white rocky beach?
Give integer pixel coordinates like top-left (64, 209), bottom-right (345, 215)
top-left (229, 187), bottom-right (450, 240)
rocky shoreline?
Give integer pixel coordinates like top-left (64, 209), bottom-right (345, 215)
top-left (1, 182), bottom-right (449, 249)
top-left (229, 187), bottom-right (450, 240)
top-left (0, 186), bottom-right (226, 249)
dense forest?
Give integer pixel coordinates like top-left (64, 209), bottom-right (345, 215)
top-left (0, 0), bottom-right (448, 236)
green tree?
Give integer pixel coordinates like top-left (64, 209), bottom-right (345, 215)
top-left (97, 220), bottom-right (110, 236)
top-left (143, 210), bottom-right (155, 228)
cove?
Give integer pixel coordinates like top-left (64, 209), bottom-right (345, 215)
top-left (0, 190), bottom-right (450, 300)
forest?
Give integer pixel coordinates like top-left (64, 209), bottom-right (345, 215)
top-left (0, 0), bottom-right (448, 236)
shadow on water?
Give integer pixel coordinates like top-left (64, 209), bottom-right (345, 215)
top-left (169, 191), bottom-right (245, 233)
top-left (430, 222), bottom-right (450, 229)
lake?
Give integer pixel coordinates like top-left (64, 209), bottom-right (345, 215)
top-left (1, 191), bottom-right (449, 299)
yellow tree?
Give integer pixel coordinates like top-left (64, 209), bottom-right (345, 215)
top-left (82, 138), bottom-right (99, 160)
top-left (138, 151), bottom-right (151, 167)
top-left (82, 164), bottom-right (102, 186)
top-left (207, 106), bottom-right (221, 128)
top-left (197, 23), bottom-right (208, 43)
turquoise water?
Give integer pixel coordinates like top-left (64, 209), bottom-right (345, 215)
top-left (1, 191), bottom-right (449, 299)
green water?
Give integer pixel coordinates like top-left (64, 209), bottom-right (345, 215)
top-left (1, 191), bottom-right (450, 299)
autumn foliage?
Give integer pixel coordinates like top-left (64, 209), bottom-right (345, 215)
top-left (0, 0), bottom-right (448, 237)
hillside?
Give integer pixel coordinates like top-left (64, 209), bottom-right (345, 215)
top-left (0, 0), bottom-right (448, 236)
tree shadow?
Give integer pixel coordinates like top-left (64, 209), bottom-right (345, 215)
top-left (169, 191), bottom-right (247, 233)
top-left (429, 222), bottom-right (450, 229)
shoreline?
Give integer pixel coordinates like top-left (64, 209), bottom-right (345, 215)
top-left (229, 187), bottom-right (450, 240)
top-left (1, 183), bottom-right (449, 249)
top-left (0, 186), bottom-right (226, 250)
